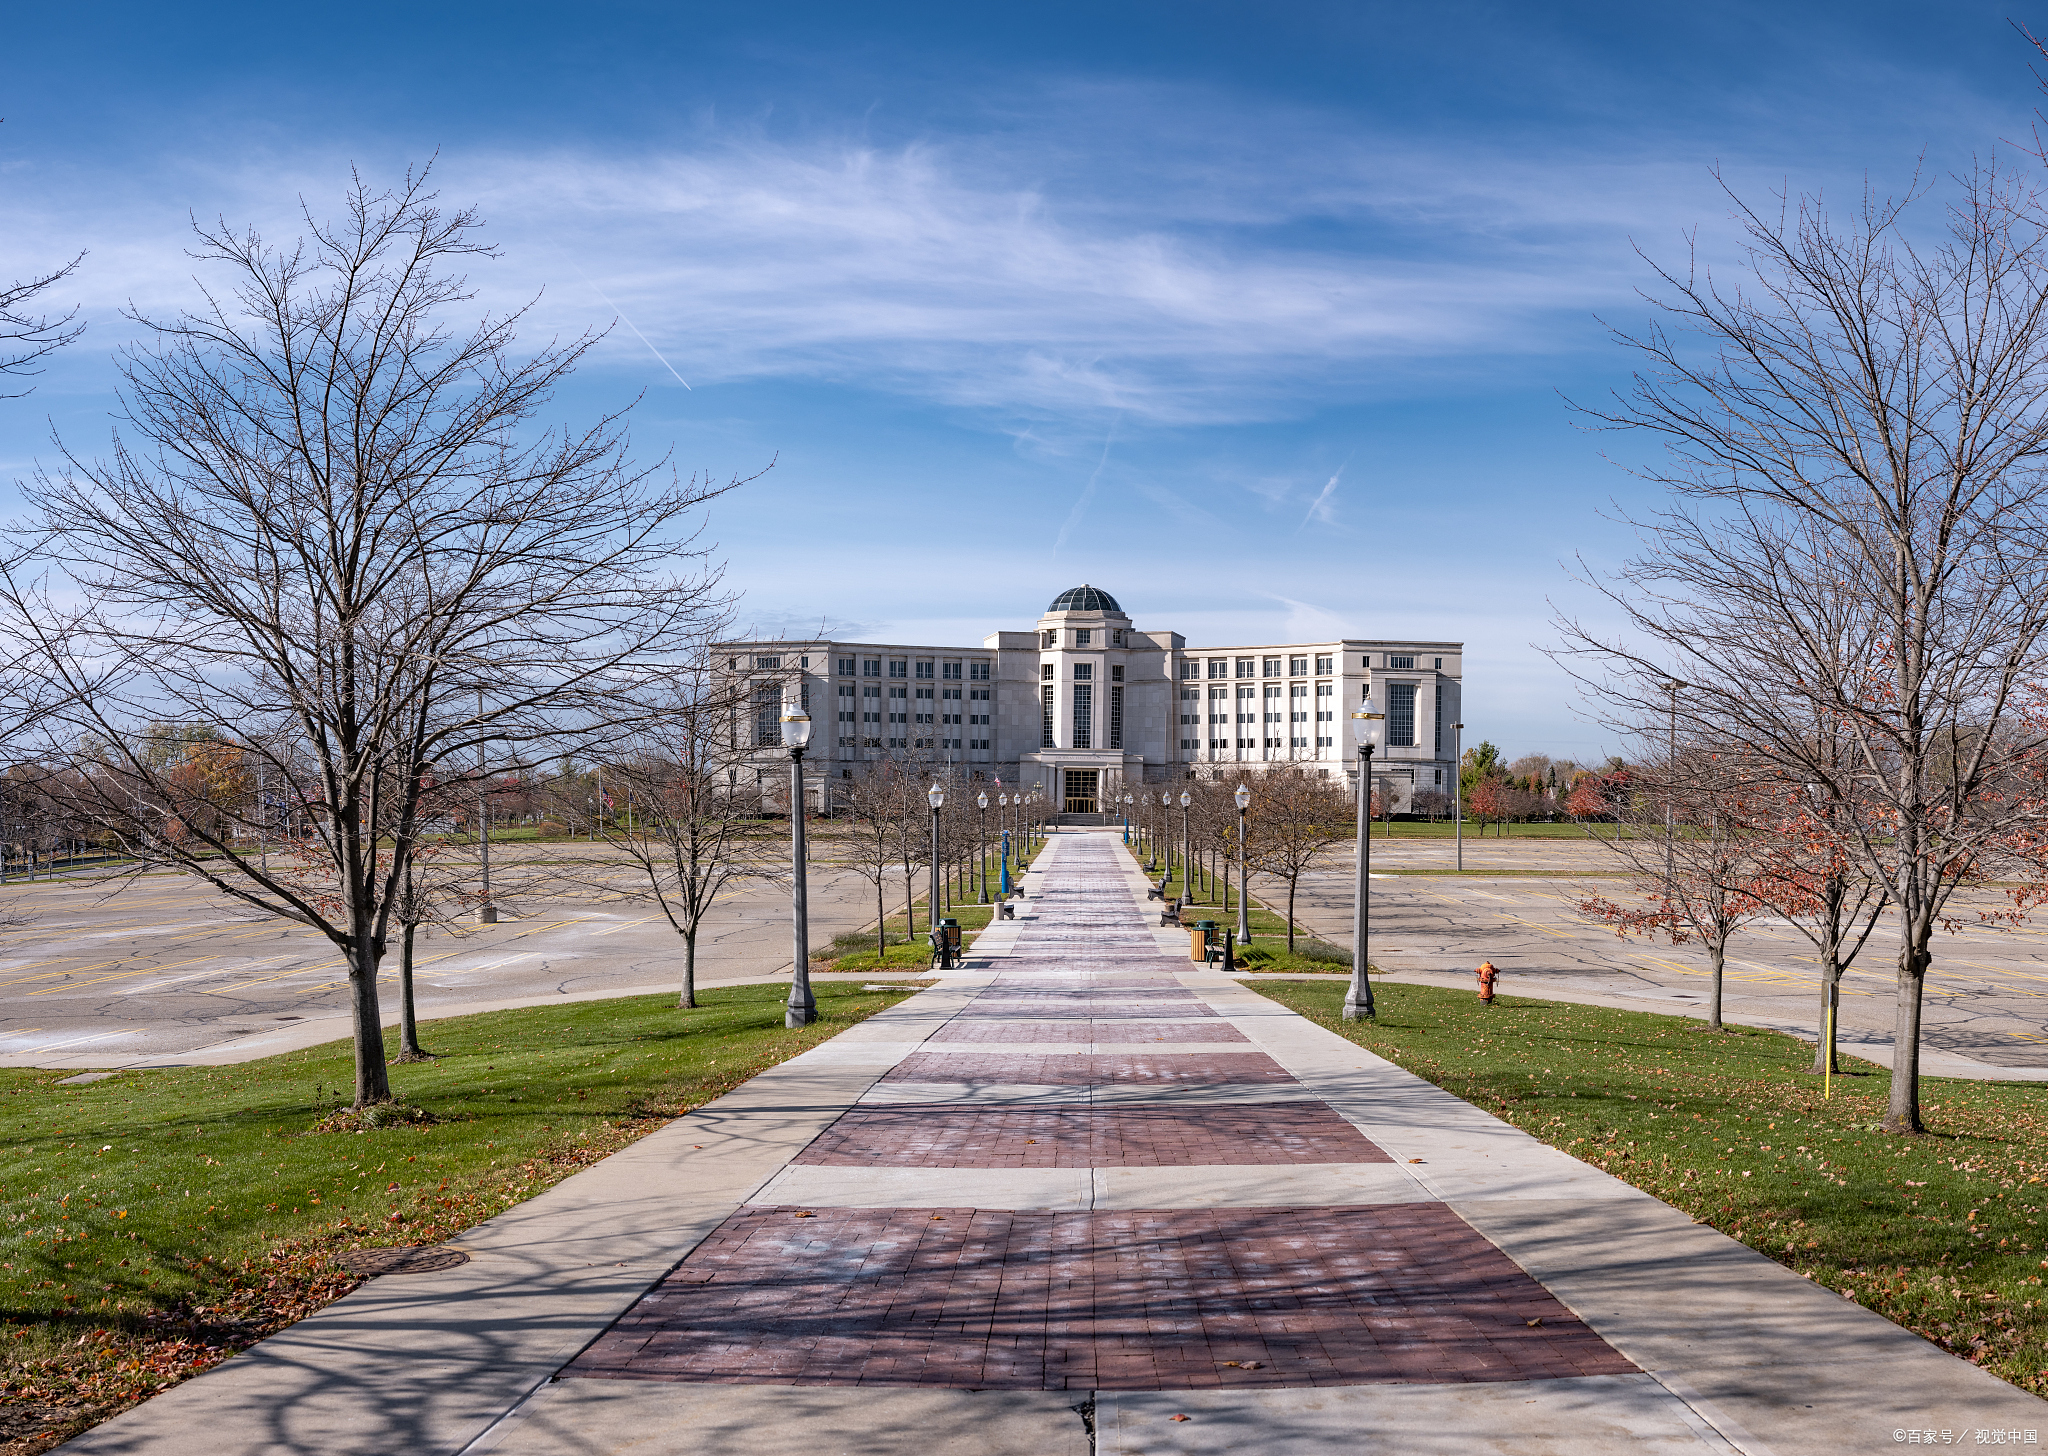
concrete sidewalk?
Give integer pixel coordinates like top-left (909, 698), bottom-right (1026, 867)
top-left (56, 830), bottom-right (2048, 1455)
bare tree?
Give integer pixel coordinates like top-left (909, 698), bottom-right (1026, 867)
top-left (838, 763), bottom-right (918, 954)
top-left (1, 250), bottom-right (84, 397)
top-left (1560, 163), bottom-right (2048, 1131)
top-left (583, 670), bottom-right (787, 1008)
top-left (1244, 768), bottom-right (1352, 951)
top-left (2, 168), bottom-right (745, 1106)
top-left (1577, 752), bottom-right (1774, 1031)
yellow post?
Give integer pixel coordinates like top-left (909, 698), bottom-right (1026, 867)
top-left (1823, 982), bottom-right (1836, 1100)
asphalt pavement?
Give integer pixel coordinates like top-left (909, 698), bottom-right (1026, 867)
top-left (1253, 832), bottom-right (2048, 1079)
top-left (0, 844), bottom-right (892, 1069)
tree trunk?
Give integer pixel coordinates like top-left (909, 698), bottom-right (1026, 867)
top-left (397, 922), bottom-right (430, 1061)
top-left (1286, 877), bottom-right (1298, 953)
top-left (349, 940), bottom-right (392, 1106)
top-left (1812, 946), bottom-right (1840, 1076)
top-left (876, 876), bottom-right (887, 955)
top-left (1887, 946), bottom-right (1929, 1134)
top-left (1706, 937), bottom-right (1725, 1032)
top-left (679, 927), bottom-right (698, 1009)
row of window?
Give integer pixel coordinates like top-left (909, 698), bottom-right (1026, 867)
top-left (1042, 628), bottom-right (1130, 648)
top-left (835, 737), bottom-right (995, 752)
top-left (821, 657), bottom-right (992, 680)
top-left (1041, 662), bottom-right (1124, 681)
top-left (1173, 653), bottom-right (1447, 679)
top-left (1180, 737), bottom-right (1341, 750)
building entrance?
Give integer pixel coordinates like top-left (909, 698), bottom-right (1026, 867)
top-left (1063, 769), bottom-right (1099, 815)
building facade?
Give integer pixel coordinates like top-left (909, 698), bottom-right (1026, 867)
top-left (718, 584), bottom-right (1462, 814)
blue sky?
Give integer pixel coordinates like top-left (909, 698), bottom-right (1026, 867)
top-left (1, 1), bottom-right (2038, 759)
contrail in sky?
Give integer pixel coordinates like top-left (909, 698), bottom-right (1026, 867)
top-left (1299, 462), bottom-right (1345, 530)
top-left (572, 265), bottom-right (692, 390)
top-left (1054, 414), bottom-right (1121, 558)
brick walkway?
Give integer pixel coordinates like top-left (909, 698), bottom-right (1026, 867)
top-left (561, 833), bottom-right (1639, 1393)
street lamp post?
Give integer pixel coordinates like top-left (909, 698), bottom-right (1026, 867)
top-left (1178, 788), bottom-right (1193, 908)
top-left (781, 707), bottom-right (816, 1028)
top-left (1346, 705), bottom-right (1385, 1021)
top-left (977, 790), bottom-right (990, 903)
top-left (1452, 721), bottom-right (1465, 873)
top-left (1122, 791), bottom-right (1134, 846)
top-left (1233, 783), bottom-right (1251, 944)
top-left (928, 783), bottom-right (944, 928)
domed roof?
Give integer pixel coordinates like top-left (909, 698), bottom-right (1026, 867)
top-left (1047, 584), bottom-right (1122, 614)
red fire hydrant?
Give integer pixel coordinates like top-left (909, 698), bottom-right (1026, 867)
top-left (1476, 961), bottom-right (1499, 1006)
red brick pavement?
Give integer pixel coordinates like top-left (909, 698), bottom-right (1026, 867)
top-left (953, 1003), bottom-right (1216, 1019)
top-left (880, 1052), bottom-right (1298, 1085)
top-left (925, 1022), bottom-right (1251, 1044)
top-left (793, 1104), bottom-right (1391, 1167)
top-left (564, 1204), bottom-right (1630, 1389)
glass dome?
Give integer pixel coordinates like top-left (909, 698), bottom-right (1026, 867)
top-left (1046, 584), bottom-right (1122, 614)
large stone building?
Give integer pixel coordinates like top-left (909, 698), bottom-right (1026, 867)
top-left (718, 584), bottom-right (1462, 815)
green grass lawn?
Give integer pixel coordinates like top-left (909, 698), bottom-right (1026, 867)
top-left (1253, 978), bottom-right (2048, 1396)
top-left (0, 980), bottom-right (920, 1444)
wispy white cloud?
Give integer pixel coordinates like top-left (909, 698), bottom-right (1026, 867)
top-left (0, 93), bottom-right (1760, 429)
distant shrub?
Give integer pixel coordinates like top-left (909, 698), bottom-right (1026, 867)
top-left (1296, 939), bottom-right (1353, 966)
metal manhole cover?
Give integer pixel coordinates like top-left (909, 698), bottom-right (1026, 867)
top-left (336, 1246), bottom-right (470, 1276)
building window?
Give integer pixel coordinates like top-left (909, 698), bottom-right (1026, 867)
top-left (1315, 654), bottom-right (1333, 674)
top-left (753, 685), bottom-right (780, 747)
top-left (1434, 684), bottom-right (1443, 751)
top-left (1236, 658), bottom-right (1255, 678)
top-left (1041, 630), bottom-right (1056, 649)
top-left (915, 660), bottom-right (934, 679)
top-left (1042, 685), bottom-right (1055, 748)
top-left (1317, 736), bottom-right (1333, 747)
top-left (1111, 664), bottom-right (1124, 682)
top-left (1182, 738), bottom-right (1200, 750)
top-left (1074, 663), bottom-right (1093, 681)
top-left (1435, 768), bottom-right (1443, 786)
top-left (839, 683), bottom-right (855, 698)
top-left (1181, 687), bottom-right (1199, 701)
top-left (863, 658), bottom-right (881, 678)
top-left (799, 684), bottom-right (810, 711)
top-left (970, 686), bottom-right (990, 701)
top-left (889, 660), bottom-right (907, 678)
top-left (1076, 629), bottom-right (1092, 646)
top-left (942, 661), bottom-right (962, 680)
top-left (727, 656), bottom-right (738, 670)
top-left (1263, 656), bottom-right (1281, 677)
top-left (1208, 659), bottom-right (1228, 679)
top-left (970, 660), bottom-right (990, 680)
top-left (1388, 682), bottom-right (1417, 747)
top-left (754, 655), bottom-right (781, 669)
top-left (1238, 737), bottom-right (1255, 749)
top-left (1073, 684), bottom-right (1093, 749)
top-left (1434, 657), bottom-right (1443, 669)
top-left (1289, 656), bottom-right (1308, 676)
top-left (1041, 663), bottom-right (1054, 680)
top-left (1389, 655), bottom-right (1415, 670)
top-left (1181, 660), bottom-right (1198, 679)
top-left (1113, 629), bottom-right (1127, 647)
top-left (1109, 685), bottom-right (1123, 749)
top-left (837, 657), bottom-right (856, 676)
